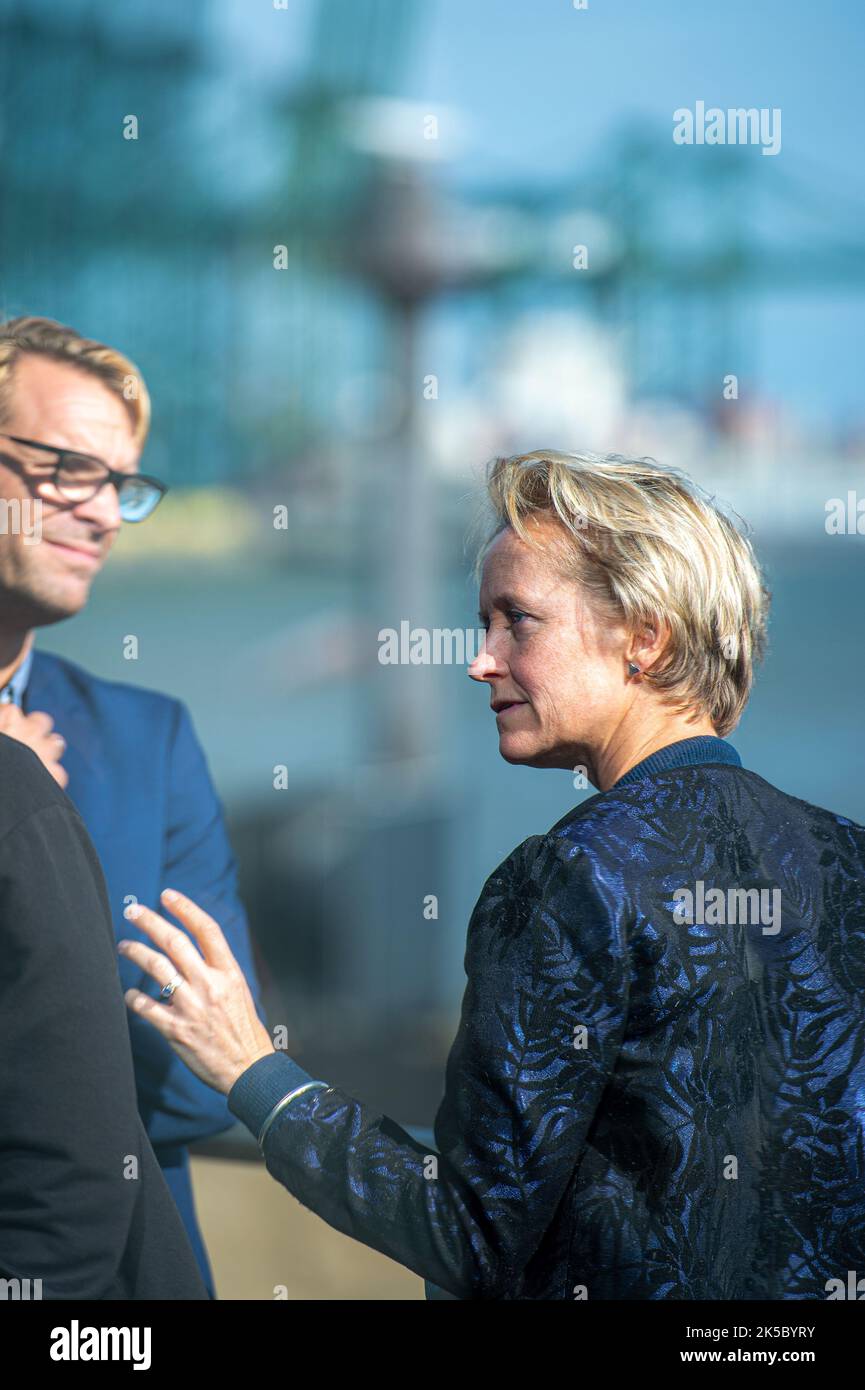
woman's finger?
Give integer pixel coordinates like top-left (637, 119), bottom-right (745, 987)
top-left (124, 987), bottom-right (182, 1039)
top-left (117, 939), bottom-right (193, 999)
top-left (157, 888), bottom-right (238, 972)
top-left (122, 901), bottom-right (209, 986)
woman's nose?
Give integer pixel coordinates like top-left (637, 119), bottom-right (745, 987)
top-left (468, 647), bottom-right (501, 682)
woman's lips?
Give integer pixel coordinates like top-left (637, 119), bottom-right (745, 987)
top-left (494, 701), bottom-right (526, 718)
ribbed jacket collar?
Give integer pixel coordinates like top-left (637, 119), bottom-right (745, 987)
top-left (612, 735), bottom-right (742, 789)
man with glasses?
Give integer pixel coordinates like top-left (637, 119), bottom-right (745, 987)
top-left (0, 316), bottom-right (263, 1297)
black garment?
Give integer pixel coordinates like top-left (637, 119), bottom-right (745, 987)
top-left (229, 739), bottom-right (865, 1299)
top-left (0, 731), bottom-right (208, 1299)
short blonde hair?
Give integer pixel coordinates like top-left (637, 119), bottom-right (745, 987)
top-left (0, 316), bottom-right (150, 449)
top-left (478, 449), bottom-right (770, 738)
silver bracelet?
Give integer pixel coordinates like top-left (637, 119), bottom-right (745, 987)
top-left (257, 1080), bottom-right (329, 1148)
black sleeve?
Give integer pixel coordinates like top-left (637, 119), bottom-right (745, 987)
top-left (0, 800), bottom-right (152, 1297)
top-left (228, 834), bottom-right (629, 1299)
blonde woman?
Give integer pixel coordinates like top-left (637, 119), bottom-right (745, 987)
top-left (118, 451), bottom-right (865, 1300)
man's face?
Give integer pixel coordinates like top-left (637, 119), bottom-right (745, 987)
top-left (0, 353), bottom-right (140, 628)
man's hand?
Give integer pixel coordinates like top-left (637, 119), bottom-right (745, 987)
top-left (0, 704), bottom-right (69, 788)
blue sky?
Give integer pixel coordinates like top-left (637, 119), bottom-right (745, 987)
top-left (415, 0), bottom-right (862, 185)
top-left (414, 0), bottom-right (865, 428)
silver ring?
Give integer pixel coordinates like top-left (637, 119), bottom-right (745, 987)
top-left (160, 975), bottom-right (184, 1003)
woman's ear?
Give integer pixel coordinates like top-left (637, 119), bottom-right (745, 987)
top-left (626, 617), bottom-right (671, 676)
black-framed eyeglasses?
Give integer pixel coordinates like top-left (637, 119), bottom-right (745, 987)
top-left (0, 433), bottom-right (168, 522)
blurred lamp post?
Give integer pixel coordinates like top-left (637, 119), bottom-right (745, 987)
top-left (337, 99), bottom-right (528, 767)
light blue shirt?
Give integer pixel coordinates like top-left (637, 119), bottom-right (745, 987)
top-left (0, 644), bottom-right (34, 707)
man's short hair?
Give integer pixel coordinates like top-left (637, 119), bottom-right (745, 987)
top-left (0, 315), bottom-right (150, 448)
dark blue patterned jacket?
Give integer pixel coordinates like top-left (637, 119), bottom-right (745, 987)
top-left (229, 737), bottom-right (865, 1300)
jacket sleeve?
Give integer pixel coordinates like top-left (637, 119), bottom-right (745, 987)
top-left (131, 700), bottom-right (265, 1149)
top-left (0, 799), bottom-right (153, 1297)
top-left (227, 833), bottom-right (630, 1299)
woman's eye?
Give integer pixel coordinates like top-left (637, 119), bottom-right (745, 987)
top-left (478, 611), bottom-right (528, 632)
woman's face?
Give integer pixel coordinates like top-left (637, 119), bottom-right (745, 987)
top-left (469, 518), bottom-right (629, 773)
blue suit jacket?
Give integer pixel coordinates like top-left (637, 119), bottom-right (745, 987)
top-left (24, 648), bottom-right (264, 1296)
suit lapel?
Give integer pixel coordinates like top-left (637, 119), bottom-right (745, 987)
top-left (24, 649), bottom-right (113, 838)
